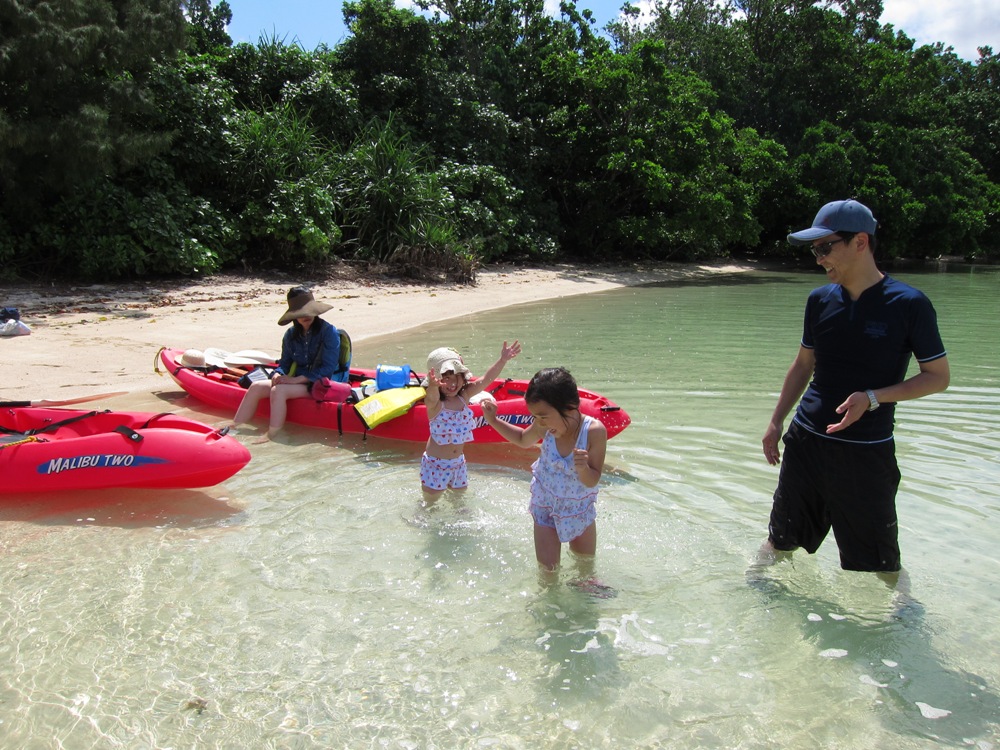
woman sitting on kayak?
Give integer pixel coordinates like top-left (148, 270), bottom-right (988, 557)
top-left (231, 286), bottom-right (346, 442)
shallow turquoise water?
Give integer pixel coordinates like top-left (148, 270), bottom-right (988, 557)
top-left (2, 265), bottom-right (998, 748)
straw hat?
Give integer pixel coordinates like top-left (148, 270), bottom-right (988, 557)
top-left (278, 286), bottom-right (333, 325)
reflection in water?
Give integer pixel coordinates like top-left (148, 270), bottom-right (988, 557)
top-left (748, 564), bottom-right (1000, 747)
top-left (0, 487), bottom-right (245, 529)
top-left (1, 266), bottom-right (999, 747)
top-left (529, 580), bottom-right (622, 703)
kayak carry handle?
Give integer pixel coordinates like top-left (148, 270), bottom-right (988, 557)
top-left (113, 425), bottom-right (144, 443)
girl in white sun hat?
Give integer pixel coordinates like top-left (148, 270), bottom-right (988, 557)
top-left (421, 340), bottom-right (521, 500)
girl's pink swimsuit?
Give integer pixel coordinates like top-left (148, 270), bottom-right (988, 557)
top-left (428, 398), bottom-right (475, 445)
top-left (421, 398), bottom-right (476, 490)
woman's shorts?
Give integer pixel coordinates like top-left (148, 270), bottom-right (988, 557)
top-left (420, 453), bottom-right (468, 491)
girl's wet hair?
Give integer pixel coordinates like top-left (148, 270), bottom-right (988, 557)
top-left (525, 367), bottom-right (580, 417)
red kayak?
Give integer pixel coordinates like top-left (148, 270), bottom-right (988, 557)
top-left (157, 347), bottom-right (631, 443)
top-left (1, 407), bottom-right (251, 494)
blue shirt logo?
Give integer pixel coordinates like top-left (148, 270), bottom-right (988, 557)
top-left (864, 320), bottom-right (889, 339)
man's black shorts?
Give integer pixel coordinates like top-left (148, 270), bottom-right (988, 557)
top-left (768, 421), bottom-right (902, 572)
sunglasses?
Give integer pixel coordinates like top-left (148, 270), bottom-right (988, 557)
top-left (810, 234), bottom-right (855, 259)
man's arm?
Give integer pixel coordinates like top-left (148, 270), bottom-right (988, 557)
top-left (827, 355), bottom-right (950, 435)
top-left (762, 346), bottom-right (815, 465)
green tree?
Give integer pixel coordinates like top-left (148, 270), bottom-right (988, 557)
top-left (860, 123), bottom-right (996, 258)
top-left (541, 40), bottom-right (782, 258)
top-left (626, 0), bottom-right (999, 257)
top-left (145, 54), bottom-right (236, 205)
top-left (0, 0), bottom-right (187, 221)
top-left (337, 118), bottom-right (458, 264)
top-left (220, 34), bottom-right (317, 111)
top-left (226, 103), bottom-right (342, 266)
top-left (949, 47), bottom-right (1000, 185)
top-left (337, 0), bottom-right (438, 122)
top-left (182, 0), bottom-right (232, 54)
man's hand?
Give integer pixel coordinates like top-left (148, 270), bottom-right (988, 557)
top-left (826, 391), bottom-right (869, 434)
top-left (762, 422), bottom-right (783, 465)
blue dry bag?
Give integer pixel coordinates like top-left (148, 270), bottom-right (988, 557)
top-left (375, 364), bottom-right (411, 390)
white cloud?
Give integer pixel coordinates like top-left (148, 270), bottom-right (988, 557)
top-left (879, 0), bottom-right (998, 59)
top-left (604, 0), bottom-right (998, 61)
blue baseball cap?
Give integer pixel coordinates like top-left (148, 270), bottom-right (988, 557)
top-left (787, 200), bottom-right (878, 245)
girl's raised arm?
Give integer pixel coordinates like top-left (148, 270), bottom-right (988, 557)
top-left (481, 398), bottom-right (543, 448)
top-left (464, 340), bottom-right (521, 398)
top-left (424, 368), bottom-right (443, 420)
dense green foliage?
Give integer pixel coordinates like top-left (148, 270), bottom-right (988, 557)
top-left (1, 0), bottom-right (997, 281)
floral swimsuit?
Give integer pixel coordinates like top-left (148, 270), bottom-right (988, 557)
top-left (529, 416), bottom-right (598, 542)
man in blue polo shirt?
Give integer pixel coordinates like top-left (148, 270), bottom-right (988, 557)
top-left (757, 199), bottom-right (950, 584)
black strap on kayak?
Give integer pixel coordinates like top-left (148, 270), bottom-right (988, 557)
top-left (0, 410), bottom-right (171, 444)
top-left (171, 363), bottom-right (230, 377)
top-left (113, 425), bottom-right (143, 443)
top-left (351, 402), bottom-right (370, 441)
top-left (0, 410), bottom-right (105, 437)
top-left (350, 402), bottom-right (369, 441)
top-left (137, 413), bottom-right (172, 429)
top-left (336, 402), bottom-right (344, 436)
top-left (489, 378), bottom-right (513, 396)
top-left (114, 413), bottom-right (182, 442)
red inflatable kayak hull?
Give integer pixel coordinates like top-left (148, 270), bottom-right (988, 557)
top-left (158, 347), bottom-right (631, 443)
top-left (1, 407), bottom-right (251, 494)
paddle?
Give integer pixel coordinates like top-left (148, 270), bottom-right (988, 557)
top-left (0, 391), bottom-right (128, 408)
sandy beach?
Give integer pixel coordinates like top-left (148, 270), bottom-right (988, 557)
top-left (2, 261), bottom-right (749, 403)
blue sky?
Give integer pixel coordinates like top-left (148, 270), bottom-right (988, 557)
top-left (225, 0), bottom-right (998, 62)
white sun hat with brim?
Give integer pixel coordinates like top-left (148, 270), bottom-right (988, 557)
top-left (180, 349), bottom-right (207, 368)
top-left (421, 347), bottom-right (472, 386)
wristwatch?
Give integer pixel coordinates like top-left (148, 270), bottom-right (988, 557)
top-left (865, 389), bottom-right (880, 412)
